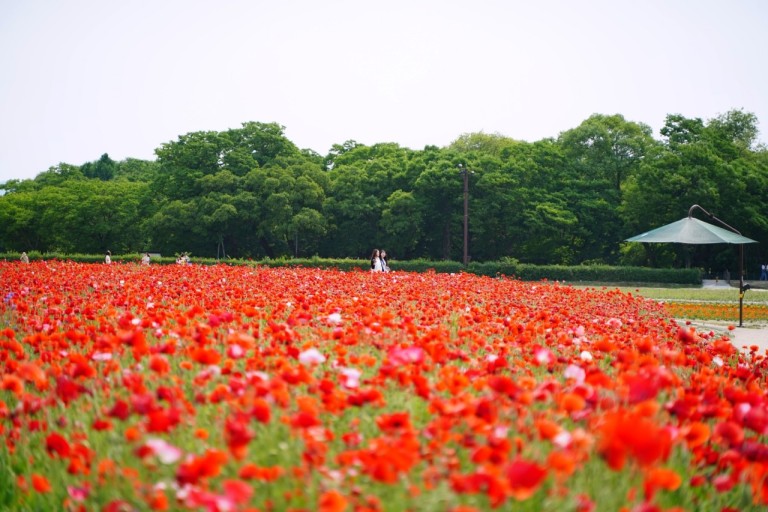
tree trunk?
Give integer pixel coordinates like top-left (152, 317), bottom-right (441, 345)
top-left (260, 237), bottom-right (275, 259)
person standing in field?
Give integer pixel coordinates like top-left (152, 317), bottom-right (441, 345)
top-left (105, 251), bottom-right (112, 264)
top-left (380, 250), bottom-right (390, 272)
top-left (141, 253), bottom-right (150, 265)
top-left (20, 252), bottom-right (29, 263)
top-left (370, 249), bottom-right (382, 272)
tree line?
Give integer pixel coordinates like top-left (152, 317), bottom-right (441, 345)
top-left (1, 112), bottom-right (767, 274)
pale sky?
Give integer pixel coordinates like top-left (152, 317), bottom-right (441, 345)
top-left (1, 0), bottom-right (766, 183)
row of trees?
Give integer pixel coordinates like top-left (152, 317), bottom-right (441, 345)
top-left (1, 113), bottom-right (767, 273)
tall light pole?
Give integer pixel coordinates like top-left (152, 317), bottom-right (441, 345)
top-left (458, 164), bottom-right (470, 266)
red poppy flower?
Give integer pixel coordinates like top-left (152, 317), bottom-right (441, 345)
top-left (45, 431), bottom-right (71, 458)
top-left (31, 473), bottom-right (51, 493)
top-left (506, 457), bottom-right (548, 500)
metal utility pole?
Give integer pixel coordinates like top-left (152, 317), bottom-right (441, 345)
top-left (458, 164), bottom-right (470, 266)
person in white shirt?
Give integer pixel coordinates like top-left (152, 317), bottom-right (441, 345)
top-left (370, 249), bottom-right (382, 272)
top-left (105, 251), bottom-right (112, 264)
top-left (380, 250), bottom-right (390, 272)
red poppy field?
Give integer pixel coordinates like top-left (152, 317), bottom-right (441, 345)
top-left (2, 261), bottom-right (768, 511)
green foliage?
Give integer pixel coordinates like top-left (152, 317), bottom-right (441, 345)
top-left (466, 260), bottom-right (700, 284)
top-left (80, 153), bottom-right (116, 181)
top-left (1, 111), bottom-right (766, 272)
top-left (449, 131), bottom-right (520, 156)
top-left (513, 264), bottom-right (702, 284)
top-left (381, 190), bottom-right (422, 258)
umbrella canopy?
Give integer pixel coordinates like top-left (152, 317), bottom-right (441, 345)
top-left (626, 205), bottom-right (758, 327)
top-left (626, 217), bottom-right (757, 245)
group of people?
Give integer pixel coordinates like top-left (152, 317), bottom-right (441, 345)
top-left (18, 250), bottom-right (186, 266)
top-left (370, 249), bottom-right (391, 272)
top-left (105, 251), bottom-right (189, 265)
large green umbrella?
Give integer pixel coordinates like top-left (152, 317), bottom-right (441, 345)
top-left (625, 205), bottom-right (758, 326)
top-left (625, 217), bottom-right (757, 245)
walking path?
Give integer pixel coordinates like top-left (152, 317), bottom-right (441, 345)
top-left (688, 279), bottom-right (768, 354)
top-left (728, 324), bottom-right (768, 353)
top-left (685, 320), bottom-right (768, 354)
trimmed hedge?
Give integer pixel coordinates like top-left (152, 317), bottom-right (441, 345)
top-left (504, 263), bottom-right (702, 285)
top-left (0, 252), bottom-right (702, 284)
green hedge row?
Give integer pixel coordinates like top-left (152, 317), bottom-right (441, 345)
top-left (2, 252), bottom-right (703, 284)
top-left (493, 263), bottom-right (702, 284)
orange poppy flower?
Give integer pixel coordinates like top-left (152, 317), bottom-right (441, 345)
top-left (318, 489), bottom-right (348, 512)
top-left (31, 473), bottom-right (52, 493)
top-left (644, 466), bottom-right (682, 500)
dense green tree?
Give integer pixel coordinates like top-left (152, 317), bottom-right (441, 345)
top-left (114, 158), bottom-right (161, 182)
top-left (32, 163), bottom-right (86, 189)
top-left (621, 111), bottom-right (767, 270)
top-left (470, 169), bottom-right (525, 261)
top-left (322, 166), bottom-right (382, 258)
top-left (291, 207), bottom-right (327, 257)
top-left (660, 114), bottom-right (705, 147)
top-left (708, 109), bottom-right (760, 147)
top-left (0, 180), bottom-right (151, 253)
top-left (146, 122), bottom-right (328, 258)
top-left (380, 190), bottom-right (422, 258)
top-left (521, 197), bottom-right (579, 263)
top-left (325, 140), bottom-right (361, 169)
top-left (2, 112), bottom-right (766, 269)
top-left (557, 115), bottom-right (658, 263)
top-left (449, 132), bottom-right (520, 158)
top-left (145, 199), bottom-right (206, 255)
top-left (413, 158), bottom-right (466, 260)
top-left (153, 130), bottom-right (231, 199)
top-left (63, 180), bottom-right (151, 253)
top-left (704, 109), bottom-right (760, 162)
top-left (320, 142), bottom-right (425, 257)
top-left (0, 190), bottom-right (46, 251)
top-left (558, 114), bottom-right (655, 192)
top-left (80, 153), bottom-right (116, 181)
top-left (229, 122), bottom-right (299, 168)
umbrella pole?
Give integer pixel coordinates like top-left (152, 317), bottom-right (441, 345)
top-left (690, 205), bottom-right (751, 327)
top-left (739, 243), bottom-right (744, 327)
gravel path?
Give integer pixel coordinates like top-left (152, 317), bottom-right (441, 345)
top-left (724, 323), bottom-right (768, 354)
top-left (692, 279), bottom-right (768, 354)
top-left (680, 319), bottom-right (768, 355)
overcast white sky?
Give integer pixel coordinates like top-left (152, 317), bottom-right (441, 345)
top-left (1, 0), bottom-right (766, 183)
